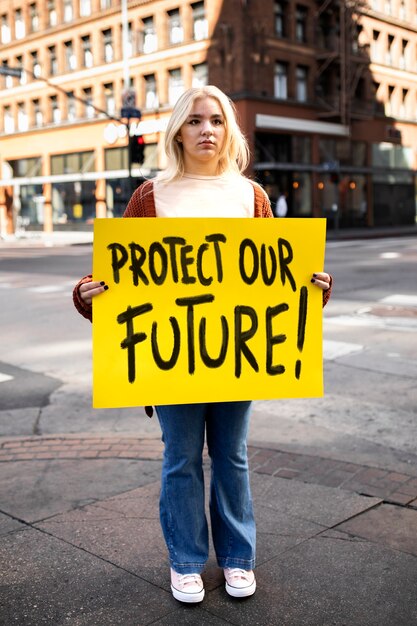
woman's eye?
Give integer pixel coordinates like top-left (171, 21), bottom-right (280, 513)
top-left (189, 119), bottom-right (199, 125)
top-left (213, 119), bottom-right (224, 125)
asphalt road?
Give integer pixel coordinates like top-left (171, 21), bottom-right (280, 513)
top-left (0, 236), bottom-right (416, 472)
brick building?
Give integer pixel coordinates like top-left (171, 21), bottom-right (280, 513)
top-left (0, 0), bottom-right (416, 234)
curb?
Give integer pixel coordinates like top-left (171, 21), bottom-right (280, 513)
top-left (1, 435), bottom-right (416, 508)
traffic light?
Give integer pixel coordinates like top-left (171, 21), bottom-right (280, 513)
top-left (130, 135), bottom-right (145, 164)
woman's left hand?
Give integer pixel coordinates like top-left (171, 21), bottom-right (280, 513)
top-left (311, 272), bottom-right (331, 291)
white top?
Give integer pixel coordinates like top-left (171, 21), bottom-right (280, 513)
top-left (154, 173), bottom-right (255, 218)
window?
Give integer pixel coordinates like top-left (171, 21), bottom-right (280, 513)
top-left (274, 62), bottom-right (288, 99)
top-left (15, 9), bottom-right (25, 39)
top-left (399, 39), bottom-right (408, 69)
top-left (399, 88), bottom-right (409, 118)
top-left (399, 0), bottom-right (406, 19)
top-left (386, 34), bottom-right (394, 65)
top-left (80, 0), bottom-right (91, 17)
top-left (83, 87), bottom-right (95, 118)
top-left (104, 83), bottom-right (115, 115)
top-left (50, 95), bottom-right (61, 123)
top-left (296, 66), bottom-right (308, 102)
top-left (4, 106), bottom-right (14, 133)
top-left (51, 151), bottom-right (94, 174)
top-left (384, 0), bottom-right (392, 14)
top-left (64, 0), bottom-right (73, 22)
top-left (144, 74), bottom-right (158, 109)
top-left (2, 61), bottom-right (13, 88)
top-left (102, 29), bottom-right (114, 63)
top-left (17, 102), bottom-right (29, 132)
top-left (15, 56), bottom-right (26, 85)
top-left (1, 15), bottom-right (11, 44)
top-left (82, 35), bottom-right (93, 67)
top-left (385, 85), bottom-right (395, 116)
top-left (192, 62), bottom-right (208, 87)
top-left (168, 68), bottom-right (184, 105)
top-left (49, 46), bottom-right (58, 76)
top-left (30, 4), bottom-right (39, 31)
top-left (274, 1), bottom-right (286, 37)
top-left (4, 69), bottom-right (13, 89)
top-left (67, 91), bottom-right (76, 121)
top-left (31, 51), bottom-right (41, 78)
top-left (101, 0), bottom-right (112, 7)
top-left (168, 9), bottom-right (183, 44)
top-left (371, 30), bottom-right (380, 62)
top-left (65, 41), bottom-right (76, 71)
top-left (295, 6), bottom-right (307, 42)
top-left (192, 2), bottom-right (208, 41)
top-left (48, 1), bottom-right (57, 27)
top-left (32, 99), bottom-right (43, 127)
top-left (143, 17), bottom-right (157, 53)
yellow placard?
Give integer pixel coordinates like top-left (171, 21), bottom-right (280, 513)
top-left (92, 218), bottom-right (326, 408)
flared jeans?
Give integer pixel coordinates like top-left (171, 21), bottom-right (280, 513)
top-left (155, 401), bottom-right (256, 574)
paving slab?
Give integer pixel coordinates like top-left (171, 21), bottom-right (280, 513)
top-left (0, 527), bottom-right (175, 626)
top-left (0, 458), bottom-right (161, 522)
top-left (151, 607), bottom-right (232, 624)
top-left (250, 472), bottom-right (381, 527)
top-left (205, 536), bottom-right (417, 626)
top-left (336, 503), bottom-right (417, 556)
top-left (0, 510), bottom-right (28, 536)
top-left (36, 481), bottom-right (170, 589)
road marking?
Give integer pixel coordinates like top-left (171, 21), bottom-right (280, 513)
top-left (325, 314), bottom-right (417, 331)
top-left (380, 252), bottom-right (400, 259)
top-left (380, 294), bottom-right (417, 307)
top-left (28, 285), bottom-right (66, 293)
top-left (0, 372), bottom-right (13, 383)
top-left (323, 340), bottom-right (363, 360)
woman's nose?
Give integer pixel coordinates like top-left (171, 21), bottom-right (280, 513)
top-left (200, 121), bottom-right (212, 134)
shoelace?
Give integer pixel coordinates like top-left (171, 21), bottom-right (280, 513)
top-left (226, 568), bottom-right (251, 582)
top-left (177, 573), bottom-right (202, 588)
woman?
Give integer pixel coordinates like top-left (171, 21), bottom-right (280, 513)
top-left (73, 85), bottom-right (332, 603)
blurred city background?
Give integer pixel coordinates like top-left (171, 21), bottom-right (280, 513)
top-left (0, 0), bottom-right (416, 237)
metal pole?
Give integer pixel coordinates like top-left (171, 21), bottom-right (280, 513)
top-left (127, 119), bottom-right (134, 198)
top-left (121, 0), bottom-right (130, 91)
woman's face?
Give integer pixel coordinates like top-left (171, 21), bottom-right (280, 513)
top-left (177, 97), bottom-right (226, 175)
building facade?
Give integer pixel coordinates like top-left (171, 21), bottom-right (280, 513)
top-left (0, 0), bottom-right (416, 234)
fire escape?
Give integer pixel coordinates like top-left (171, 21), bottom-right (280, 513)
top-left (315, 0), bottom-right (371, 126)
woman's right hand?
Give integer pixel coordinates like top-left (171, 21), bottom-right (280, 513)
top-left (79, 281), bottom-right (108, 305)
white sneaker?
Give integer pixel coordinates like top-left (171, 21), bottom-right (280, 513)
top-left (224, 568), bottom-right (256, 598)
top-left (170, 568), bottom-right (205, 603)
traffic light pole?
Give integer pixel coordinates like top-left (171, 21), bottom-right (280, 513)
top-left (127, 119), bottom-right (134, 198)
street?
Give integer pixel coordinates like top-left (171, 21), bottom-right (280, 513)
top-left (1, 234), bottom-right (417, 626)
top-left (0, 235), bottom-right (416, 472)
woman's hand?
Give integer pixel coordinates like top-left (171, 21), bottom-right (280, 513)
top-left (79, 281), bottom-right (108, 305)
top-left (311, 272), bottom-right (331, 291)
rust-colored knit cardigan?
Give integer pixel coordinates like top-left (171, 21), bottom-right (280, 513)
top-left (73, 180), bottom-right (332, 320)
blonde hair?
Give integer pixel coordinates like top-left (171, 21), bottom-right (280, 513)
top-left (156, 85), bottom-right (250, 183)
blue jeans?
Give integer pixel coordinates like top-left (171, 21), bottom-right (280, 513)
top-left (155, 401), bottom-right (256, 574)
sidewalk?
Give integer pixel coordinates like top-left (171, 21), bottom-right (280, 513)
top-left (1, 432), bottom-right (416, 625)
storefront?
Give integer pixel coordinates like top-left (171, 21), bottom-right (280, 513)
top-left (254, 126), bottom-right (415, 228)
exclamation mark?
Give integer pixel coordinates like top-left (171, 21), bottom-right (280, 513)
top-left (295, 286), bottom-right (308, 379)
